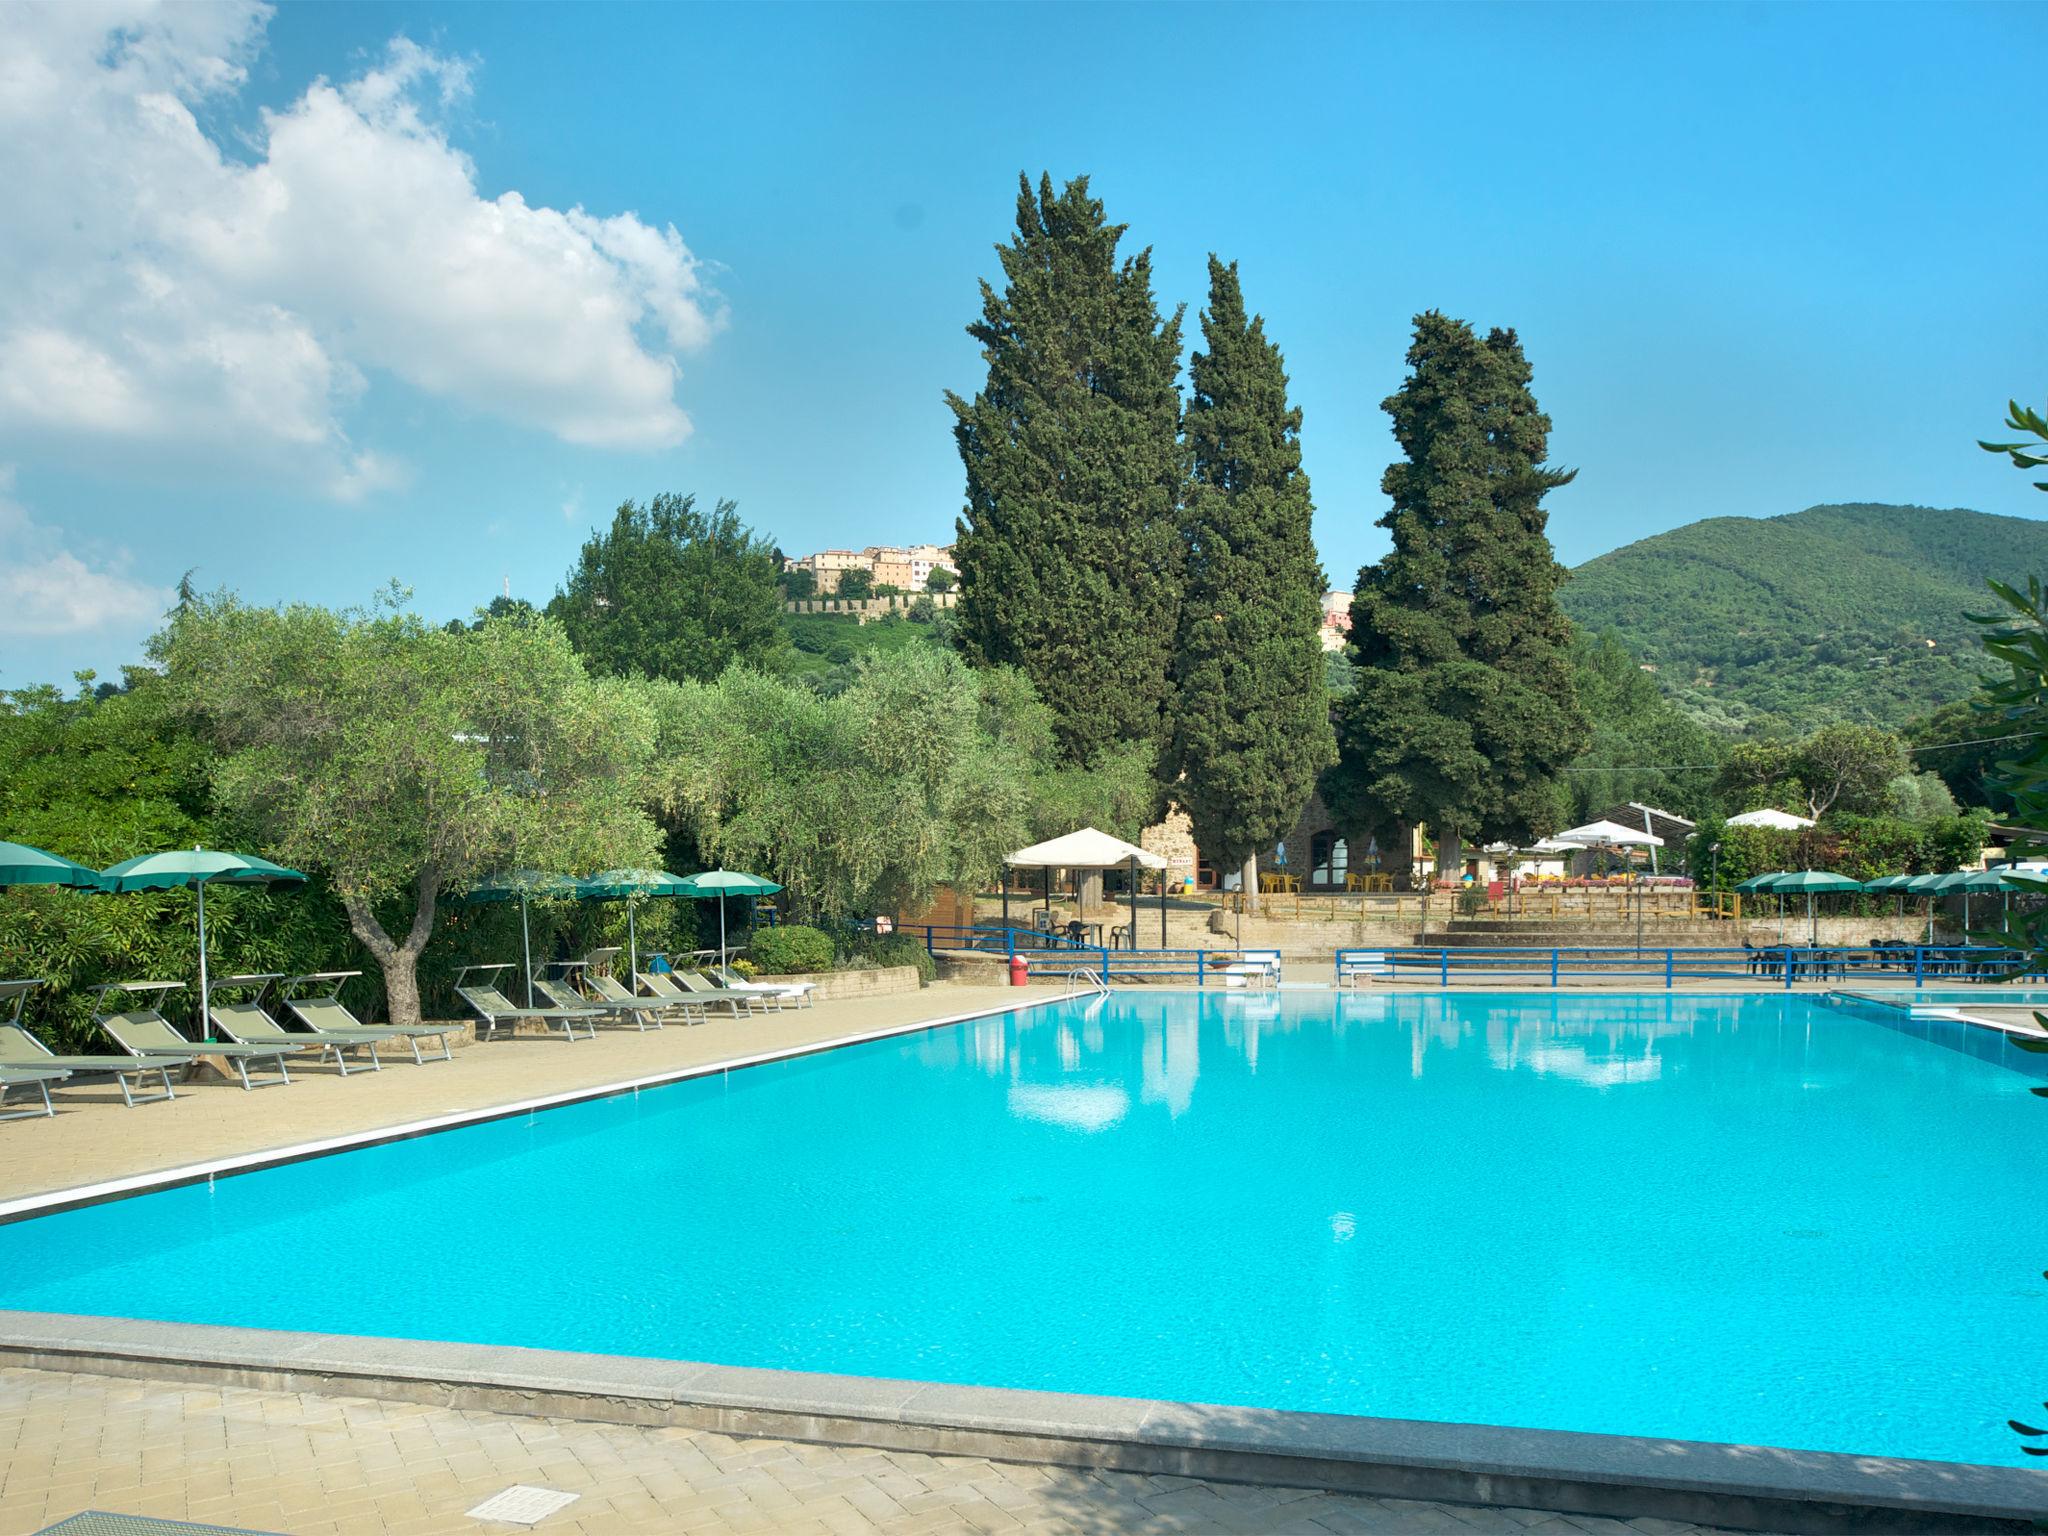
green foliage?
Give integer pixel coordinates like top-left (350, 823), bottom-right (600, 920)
top-left (1885, 770), bottom-right (1960, 822)
top-left (1980, 399), bottom-right (2048, 492)
top-left (1559, 504), bottom-right (2047, 728)
top-left (924, 567), bottom-right (956, 593)
top-left (0, 680), bottom-right (367, 1042)
top-left (1684, 812), bottom-right (1984, 891)
top-left (1163, 257), bottom-right (1335, 871)
top-left (550, 493), bottom-right (789, 684)
top-left (1328, 312), bottom-right (1585, 869)
top-left (908, 595), bottom-right (938, 624)
top-left (837, 569), bottom-right (874, 601)
top-left (1907, 694), bottom-right (2013, 812)
top-left (658, 648), bottom-right (1037, 921)
top-left (949, 172), bottom-right (1186, 765)
top-left (1565, 630), bottom-right (1727, 821)
top-left (850, 931), bottom-right (938, 984)
top-left (1712, 722), bottom-right (1905, 818)
top-left (746, 923), bottom-right (834, 975)
top-left (156, 593), bottom-right (662, 1024)
top-left (781, 612), bottom-right (950, 688)
top-left (781, 567), bottom-right (817, 600)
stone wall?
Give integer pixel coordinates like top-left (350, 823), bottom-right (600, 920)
top-left (783, 593), bottom-right (958, 625)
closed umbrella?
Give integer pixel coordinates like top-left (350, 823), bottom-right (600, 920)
top-left (575, 869), bottom-right (692, 980)
top-left (1767, 870), bottom-right (1864, 946)
top-left (0, 840), bottom-right (108, 891)
top-left (676, 870), bottom-right (783, 971)
top-left (101, 848), bottom-right (306, 1036)
top-left (459, 871), bottom-right (580, 1005)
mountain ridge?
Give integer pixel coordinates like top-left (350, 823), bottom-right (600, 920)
top-left (1557, 502), bottom-right (2048, 730)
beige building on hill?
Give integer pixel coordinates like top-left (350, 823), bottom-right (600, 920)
top-left (786, 542), bottom-right (958, 594)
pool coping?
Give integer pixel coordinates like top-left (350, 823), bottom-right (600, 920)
top-left (0, 1312), bottom-right (2038, 1535)
top-left (0, 990), bottom-right (1070, 1223)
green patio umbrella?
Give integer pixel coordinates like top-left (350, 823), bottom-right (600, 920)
top-left (101, 848), bottom-right (306, 1035)
top-left (575, 868), bottom-right (692, 980)
top-left (458, 870), bottom-right (580, 1005)
top-left (1733, 872), bottom-right (1783, 893)
top-left (0, 840), bottom-right (108, 891)
top-left (1944, 867), bottom-right (2017, 942)
top-left (1861, 872), bottom-right (1917, 924)
top-left (1905, 871), bottom-right (1951, 944)
top-left (676, 869), bottom-right (783, 971)
top-left (1767, 870), bottom-right (1864, 945)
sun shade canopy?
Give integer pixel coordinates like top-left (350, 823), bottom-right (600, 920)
top-left (1005, 827), bottom-right (1166, 870)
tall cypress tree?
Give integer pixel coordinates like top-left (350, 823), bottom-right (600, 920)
top-left (1327, 312), bottom-right (1585, 883)
top-left (1164, 257), bottom-right (1334, 890)
top-left (948, 174), bottom-right (1185, 765)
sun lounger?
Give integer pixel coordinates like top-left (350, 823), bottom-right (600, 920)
top-left (94, 982), bottom-right (296, 1090)
top-left (640, 968), bottom-right (751, 1018)
top-left (715, 968), bottom-right (815, 1010)
top-left (0, 1064), bottom-right (70, 1121)
top-left (281, 972), bottom-right (460, 1064)
top-left (456, 965), bottom-right (600, 1042)
top-left (0, 980), bottom-right (188, 1107)
top-left (578, 959), bottom-right (698, 1024)
top-left (207, 974), bottom-right (386, 1076)
top-left (533, 971), bottom-right (658, 1032)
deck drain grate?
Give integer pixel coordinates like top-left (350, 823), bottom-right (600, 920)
top-left (465, 1486), bottom-right (581, 1525)
top-left (37, 1516), bottom-right (285, 1536)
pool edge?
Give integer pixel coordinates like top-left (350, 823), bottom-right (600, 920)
top-left (0, 1311), bottom-right (2037, 1535)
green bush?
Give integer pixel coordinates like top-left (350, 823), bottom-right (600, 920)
top-left (857, 932), bottom-right (937, 984)
top-left (747, 924), bottom-right (834, 975)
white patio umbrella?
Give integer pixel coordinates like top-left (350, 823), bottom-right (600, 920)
top-left (1555, 820), bottom-right (1665, 950)
top-left (1006, 827), bottom-right (1168, 950)
top-left (1725, 808), bottom-right (1817, 831)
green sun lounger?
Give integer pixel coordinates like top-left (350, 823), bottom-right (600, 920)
top-left (0, 979), bottom-right (189, 1107)
top-left (94, 982), bottom-right (297, 1091)
top-left (282, 972), bottom-right (460, 1064)
top-left (533, 972), bottom-right (657, 1032)
top-left (542, 964), bottom-right (668, 1029)
top-left (639, 968), bottom-right (750, 1018)
top-left (206, 974), bottom-right (387, 1076)
top-left (586, 966), bottom-right (702, 1024)
top-left (456, 965), bottom-right (600, 1042)
top-left (0, 1063), bottom-right (70, 1121)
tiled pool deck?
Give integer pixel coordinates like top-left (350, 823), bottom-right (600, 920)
top-left (0, 1366), bottom-right (1771, 1536)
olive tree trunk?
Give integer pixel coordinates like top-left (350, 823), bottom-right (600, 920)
top-left (340, 869), bottom-right (441, 1026)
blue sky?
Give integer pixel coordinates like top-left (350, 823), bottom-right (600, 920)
top-left (2, 0), bottom-right (2043, 688)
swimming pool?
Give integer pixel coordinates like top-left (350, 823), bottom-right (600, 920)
top-left (1, 990), bottom-right (2042, 1467)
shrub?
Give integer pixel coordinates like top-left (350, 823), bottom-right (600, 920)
top-left (727, 957), bottom-right (759, 980)
top-left (855, 932), bottom-right (937, 984)
top-left (747, 924), bottom-right (834, 975)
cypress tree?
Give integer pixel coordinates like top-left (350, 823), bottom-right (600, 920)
top-left (1164, 257), bottom-right (1335, 892)
top-left (948, 174), bottom-right (1185, 765)
top-left (1327, 312), bottom-right (1586, 883)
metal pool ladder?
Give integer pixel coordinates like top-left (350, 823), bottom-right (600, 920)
top-left (1063, 967), bottom-right (1113, 997)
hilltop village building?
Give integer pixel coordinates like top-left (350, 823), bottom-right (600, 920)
top-left (785, 544), bottom-right (957, 594)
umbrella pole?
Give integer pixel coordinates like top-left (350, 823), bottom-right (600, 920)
top-left (1129, 855), bottom-right (1138, 952)
top-left (1001, 868), bottom-right (1009, 929)
top-left (719, 898), bottom-right (728, 973)
top-left (628, 902), bottom-right (638, 982)
top-left (196, 880), bottom-right (210, 1041)
top-left (521, 891), bottom-right (533, 1007)
top-left (1160, 866), bottom-right (1167, 949)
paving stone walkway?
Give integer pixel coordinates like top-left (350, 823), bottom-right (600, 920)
top-left (0, 1369), bottom-right (1776, 1536)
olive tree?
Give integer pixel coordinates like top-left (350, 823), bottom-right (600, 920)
top-left (158, 591), bottom-right (661, 1024)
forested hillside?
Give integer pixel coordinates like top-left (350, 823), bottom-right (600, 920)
top-left (1559, 503), bottom-right (2048, 730)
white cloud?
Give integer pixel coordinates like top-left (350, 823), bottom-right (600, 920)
top-left (0, 470), bottom-right (173, 639)
top-left (0, 2), bottom-right (722, 497)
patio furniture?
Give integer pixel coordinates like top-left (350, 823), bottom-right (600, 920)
top-left (638, 968), bottom-right (748, 1019)
top-left (94, 982), bottom-right (296, 1091)
top-left (206, 973), bottom-right (387, 1075)
top-left (0, 1064), bottom-right (70, 1121)
top-left (669, 969), bottom-right (768, 1014)
top-left (0, 979), bottom-right (188, 1107)
top-left (534, 970), bottom-right (658, 1031)
top-left (281, 972), bottom-right (461, 1064)
top-left (455, 965), bottom-right (600, 1042)
top-left (714, 968), bottom-right (815, 1009)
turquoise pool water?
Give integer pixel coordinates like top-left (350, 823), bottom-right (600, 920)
top-left (1, 991), bottom-right (2043, 1466)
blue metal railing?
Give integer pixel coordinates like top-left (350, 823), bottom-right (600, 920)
top-left (1333, 945), bottom-right (2032, 990)
top-left (909, 923), bottom-right (1275, 987)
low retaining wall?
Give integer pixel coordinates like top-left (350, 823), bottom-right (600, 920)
top-left (0, 1315), bottom-right (2035, 1534)
top-left (771, 964), bottom-right (923, 1001)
